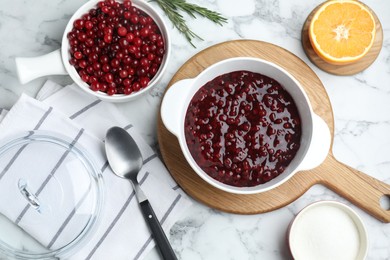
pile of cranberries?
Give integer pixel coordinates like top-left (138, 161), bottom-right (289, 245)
top-left (185, 71), bottom-right (302, 187)
top-left (68, 0), bottom-right (165, 95)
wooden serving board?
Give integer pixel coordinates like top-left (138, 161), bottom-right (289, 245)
top-left (301, 2), bottom-right (383, 76)
top-left (157, 40), bottom-right (390, 222)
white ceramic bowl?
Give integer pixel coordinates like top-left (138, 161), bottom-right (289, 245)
top-left (15, 0), bottom-right (170, 103)
top-left (161, 57), bottom-right (331, 194)
top-left (288, 201), bottom-right (368, 260)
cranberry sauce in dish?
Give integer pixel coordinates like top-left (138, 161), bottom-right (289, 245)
top-left (184, 70), bottom-right (302, 187)
top-left (68, 0), bottom-right (165, 95)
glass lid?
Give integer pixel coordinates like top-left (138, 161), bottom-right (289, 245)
top-left (0, 131), bottom-right (104, 259)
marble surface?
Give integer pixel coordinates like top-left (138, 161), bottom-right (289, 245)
top-left (0, 0), bottom-right (389, 259)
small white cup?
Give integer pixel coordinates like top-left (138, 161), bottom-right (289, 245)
top-left (288, 201), bottom-right (368, 260)
top-left (15, 0), bottom-right (171, 103)
top-left (161, 57), bottom-right (331, 194)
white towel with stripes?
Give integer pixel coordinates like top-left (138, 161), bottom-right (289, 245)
top-left (0, 81), bottom-right (192, 259)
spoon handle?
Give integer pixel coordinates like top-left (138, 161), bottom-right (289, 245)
top-left (140, 200), bottom-right (178, 260)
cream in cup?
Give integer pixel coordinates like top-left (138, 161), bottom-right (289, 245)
top-left (288, 201), bottom-right (369, 260)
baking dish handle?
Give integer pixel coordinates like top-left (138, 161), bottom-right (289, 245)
top-left (160, 79), bottom-right (193, 137)
top-left (15, 49), bottom-right (68, 84)
top-left (299, 113), bottom-right (331, 171)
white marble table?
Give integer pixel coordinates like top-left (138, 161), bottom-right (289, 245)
top-left (0, 0), bottom-right (389, 259)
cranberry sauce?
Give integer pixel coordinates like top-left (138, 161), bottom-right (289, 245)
top-left (184, 71), bottom-right (301, 187)
top-left (68, 0), bottom-right (165, 95)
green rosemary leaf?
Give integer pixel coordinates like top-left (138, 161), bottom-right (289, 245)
top-left (150, 0), bottom-right (227, 47)
top-left (169, 0), bottom-right (228, 25)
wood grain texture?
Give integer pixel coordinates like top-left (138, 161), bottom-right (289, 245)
top-left (157, 40), bottom-right (390, 222)
top-left (301, 2), bottom-right (383, 76)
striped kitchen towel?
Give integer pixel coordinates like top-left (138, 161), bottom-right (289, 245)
top-left (0, 81), bottom-right (192, 259)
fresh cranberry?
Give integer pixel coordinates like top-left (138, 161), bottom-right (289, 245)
top-left (85, 38), bottom-right (94, 47)
top-left (124, 86), bottom-right (132, 95)
top-left (92, 62), bottom-right (101, 71)
top-left (81, 74), bottom-right (89, 83)
top-left (123, 0), bottom-right (132, 8)
top-left (140, 58), bottom-right (149, 68)
top-left (85, 21), bottom-right (93, 30)
top-left (78, 60), bottom-right (87, 68)
top-left (108, 9), bottom-right (116, 17)
top-left (119, 69), bottom-right (128, 78)
top-left (110, 58), bottom-right (120, 68)
top-left (74, 19), bottom-right (85, 29)
top-left (139, 77), bottom-right (150, 88)
top-left (69, 58), bottom-right (77, 66)
top-left (90, 82), bottom-right (100, 91)
top-left (130, 14), bottom-right (139, 24)
top-left (119, 38), bottom-right (129, 47)
top-left (140, 27), bottom-right (150, 37)
top-left (123, 11), bottom-right (131, 19)
top-left (74, 51), bottom-right (83, 59)
top-left (68, 0), bottom-right (165, 95)
top-left (132, 81), bottom-right (141, 91)
top-left (133, 37), bottom-right (142, 47)
top-left (105, 73), bottom-right (114, 83)
top-left (102, 63), bottom-right (111, 72)
top-left (104, 34), bottom-right (113, 43)
top-left (139, 16), bottom-right (148, 26)
top-left (128, 67), bottom-right (135, 75)
top-left (117, 26), bottom-right (127, 36)
top-left (123, 78), bottom-right (131, 87)
top-left (149, 65), bottom-right (158, 76)
top-left (107, 87), bottom-right (116, 95)
top-left (184, 71), bottom-right (302, 187)
top-left (125, 32), bottom-right (135, 42)
top-left (100, 55), bottom-right (109, 64)
top-left (101, 6), bottom-right (110, 13)
top-left (103, 27), bottom-right (113, 35)
top-left (147, 53), bottom-right (155, 61)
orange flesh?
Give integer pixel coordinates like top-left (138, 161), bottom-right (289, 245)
top-left (310, 1), bottom-right (375, 63)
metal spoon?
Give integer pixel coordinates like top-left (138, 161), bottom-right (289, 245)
top-left (105, 126), bottom-right (177, 260)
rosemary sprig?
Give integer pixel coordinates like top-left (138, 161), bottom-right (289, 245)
top-left (150, 0), bottom-right (228, 47)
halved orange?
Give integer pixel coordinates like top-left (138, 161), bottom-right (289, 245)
top-left (309, 0), bottom-right (376, 65)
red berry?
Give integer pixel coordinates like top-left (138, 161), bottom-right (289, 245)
top-left (78, 60), bottom-right (87, 68)
top-left (90, 82), bottom-right (99, 91)
top-left (101, 6), bottom-right (110, 13)
top-left (133, 37), bottom-right (142, 47)
top-left (124, 86), bottom-right (132, 95)
top-left (74, 19), bottom-right (84, 29)
top-left (110, 58), bottom-right (120, 68)
top-left (140, 77), bottom-right (150, 87)
top-left (104, 27), bottom-right (113, 35)
top-left (74, 51), bottom-right (83, 59)
top-left (132, 82), bottom-right (141, 91)
top-left (124, 11), bottom-right (131, 19)
top-left (105, 73), bottom-right (114, 83)
top-left (107, 87), bottom-right (116, 95)
top-left (123, 78), bottom-right (132, 87)
top-left (85, 21), bottom-right (93, 30)
top-left (125, 33), bottom-right (134, 42)
top-left (140, 27), bottom-right (150, 37)
top-left (119, 69), bottom-right (128, 78)
top-left (117, 26), bottom-right (127, 36)
top-left (104, 34), bottom-right (112, 43)
top-left (102, 64), bottom-right (111, 72)
top-left (130, 14), bottom-right (139, 24)
top-left (123, 0), bottom-right (132, 8)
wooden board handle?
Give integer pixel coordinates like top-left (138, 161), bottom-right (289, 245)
top-left (313, 154), bottom-right (390, 222)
